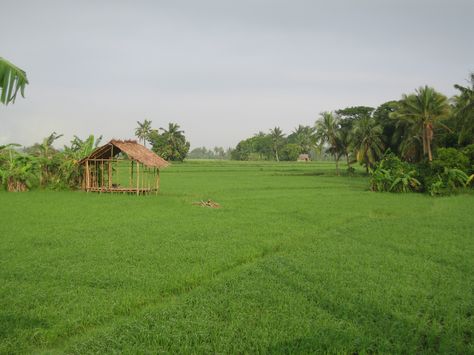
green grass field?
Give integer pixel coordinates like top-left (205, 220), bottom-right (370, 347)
top-left (1, 161), bottom-right (473, 354)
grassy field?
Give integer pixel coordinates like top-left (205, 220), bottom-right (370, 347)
top-left (0, 161), bottom-right (473, 354)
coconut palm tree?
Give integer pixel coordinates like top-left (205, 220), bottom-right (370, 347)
top-left (154, 122), bottom-right (190, 161)
top-left (351, 116), bottom-right (385, 172)
top-left (392, 86), bottom-right (450, 162)
top-left (135, 119), bottom-right (152, 147)
top-left (452, 73), bottom-right (474, 145)
top-left (290, 125), bottom-right (316, 155)
top-left (315, 112), bottom-right (343, 174)
top-left (0, 57), bottom-right (28, 105)
top-left (269, 127), bottom-right (286, 161)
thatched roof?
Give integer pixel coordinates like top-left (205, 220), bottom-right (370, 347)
top-left (80, 140), bottom-right (169, 168)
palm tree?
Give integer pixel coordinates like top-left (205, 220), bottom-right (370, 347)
top-left (290, 125), bottom-right (316, 155)
top-left (269, 127), bottom-right (286, 161)
top-left (0, 57), bottom-right (28, 105)
top-left (135, 119), bottom-right (153, 147)
top-left (158, 123), bottom-right (189, 161)
top-left (160, 122), bottom-right (185, 145)
top-left (315, 112), bottom-right (342, 174)
top-left (337, 125), bottom-right (353, 169)
top-left (351, 116), bottom-right (385, 172)
top-left (392, 86), bottom-right (450, 161)
top-left (452, 73), bottom-right (474, 145)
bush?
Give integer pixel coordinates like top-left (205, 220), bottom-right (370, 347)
top-left (427, 168), bottom-right (469, 196)
top-left (432, 148), bottom-right (469, 173)
top-left (370, 153), bottom-right (421, 193)
top-left (462, 144), bottom-right (474, 174)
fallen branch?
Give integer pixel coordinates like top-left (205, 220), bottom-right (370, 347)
top-left (192, 199), bottom-right (221, 208)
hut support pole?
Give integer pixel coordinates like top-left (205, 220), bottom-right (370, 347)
top-left (157, 169), bottom-right (160, 193)
top-left (85, 161), bottom-right (90, 191)
top-left (101, 161), bottom-right (104, 192)
top-left (108, 162), bottom-right (112, 189)
top-left (136, 161), bottom-right (140, 196)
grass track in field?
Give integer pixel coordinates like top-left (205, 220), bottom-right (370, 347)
top-left (0, 161), bottom-right (473, 353)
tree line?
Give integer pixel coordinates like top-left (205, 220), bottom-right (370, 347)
top-left (1, 64), bottom-right (472, 194)
top-left (230, 75), bottom-right (474, 194)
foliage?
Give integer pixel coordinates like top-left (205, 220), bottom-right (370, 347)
top-left (149, 123), bottom-right (190, 161)
top-left (0, 148), bottom-right (39, 191)
top-left (0, 57), bottom-right (28, 105)
top-left (25, 132), bottom-right (64, 187)
top-left (427, 168), bottom-right (469, 196)
top-left (279, 143), bottom-right (302, 161)
top-left (431, 147), bottom-right (469, 173)
top-left (58, 135), bottom-right (103, 188)
top-left (370, 153), bottom-right (420, 193)
top-left (461, 144), bottom-right (474, 173)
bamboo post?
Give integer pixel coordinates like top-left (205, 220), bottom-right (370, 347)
top-left (157, 168), bottom-right (160, 193)
top-left (100, 160), bottom-right (104, 191)
top-left (108, 162), bottom-right (112, 189)
top-left (130, 161), bottom-right (133, 189)
top-left (155, 168), bottom-right (159, 195)
top-left (85, 161), bottom-right (90, 191)
top-left (136, 160), bottom-right (140, 196)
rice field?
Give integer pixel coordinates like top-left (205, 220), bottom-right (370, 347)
top-left (0, 161), bottom-right (473, 354)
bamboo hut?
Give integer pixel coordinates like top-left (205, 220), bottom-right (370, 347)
top-left (79, 140), bottom-right (169, 195)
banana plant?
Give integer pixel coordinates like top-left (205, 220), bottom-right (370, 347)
top-left (0, 57), bottom-right (28, 105)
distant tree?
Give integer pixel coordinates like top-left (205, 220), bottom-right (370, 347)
top-left (335, 106), bottom-right (374, 124)
top-left (315, 112), bottom-right (343, 174)
top-left (392, 86), bottom-right (451, 162)
top-left (280, 143), bottom-right (302, 161)
top-left (269, 127), bottom-right (286, 161)
top-left (351, 117), bottom-right (385, 172)
top-left (135, 119), bottom-right (152, 147)
top-left (149, 123), bottom-right (190, 161)
top-left (288, 125), bottom-right (316, 154)
top-left (188, 147), bottom-right (214, 159)
top-left (0, 57), bottom-right (28, 105)
top-left (337, 123), bottom-right (353, 170)
top-left (372, 101), bottom-right (402, 152)
top-left (231, 138), bottom-right (253, 160)
top-left (213, 146), bottom-right (225, 159)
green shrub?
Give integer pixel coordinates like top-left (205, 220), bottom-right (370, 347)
top-left (427, 168), bottom-right (469, 196)
top-left (370, 153), bottom-right (421, 193)
top-left (432, 148), bottom-right (469, 173)
top-left (462, 144), bottom-right (474, 174)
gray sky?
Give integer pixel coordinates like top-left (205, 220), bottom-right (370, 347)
top-left (1, 0), bottom-right (473, 149)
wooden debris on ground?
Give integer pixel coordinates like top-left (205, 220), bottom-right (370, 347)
top-left (192, 199), bottom-right (221, 208)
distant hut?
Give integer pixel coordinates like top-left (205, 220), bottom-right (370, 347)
top-left (297, 154), bottom-right (310, 162)
top-left (79, 140), bottom-right (169, 195)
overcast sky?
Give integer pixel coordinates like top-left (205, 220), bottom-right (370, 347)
top-left (1, 0), bottom-right (473, 149)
